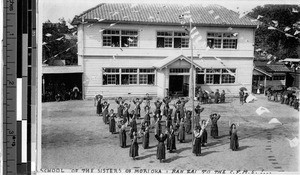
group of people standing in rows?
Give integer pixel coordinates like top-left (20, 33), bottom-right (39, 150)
top-left (95, 94), bottom-right (239, 162)
top-left (266, 89), bottom-right (299, 111)
top-left (197, 89), bottom-right (226, 104)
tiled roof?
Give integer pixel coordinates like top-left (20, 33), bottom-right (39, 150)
top-left (254, 61), bottom-right (292, 73)
top-left (72, 3), bottom-right (258, 27)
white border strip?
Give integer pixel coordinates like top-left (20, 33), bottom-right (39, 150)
top-left (17, 78), bottom-right (22, 121)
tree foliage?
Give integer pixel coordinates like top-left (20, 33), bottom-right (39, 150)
top-left (248, 5), bottom-right (300, 60)
top-left (42, 18), bottom-right (78, 65)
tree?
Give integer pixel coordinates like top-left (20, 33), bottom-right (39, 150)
top-left (248, 5), bottom-right (300, 60)
top-left (42, 18), bottom-right (78, 65)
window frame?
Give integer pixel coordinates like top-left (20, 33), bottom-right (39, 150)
top-left (102, 29), bottom-right (139, 48)
top-left (156, 31), bottom-right (190, 49)
top-left (196, 68), bottom-right (236, 85)
top-left (207, 32), bottom-right (238, 49)
top-left (102, 68), bottom-right (155, 86)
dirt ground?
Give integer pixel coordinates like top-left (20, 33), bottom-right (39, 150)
top-left (41, 95), bottom-right (299, 173)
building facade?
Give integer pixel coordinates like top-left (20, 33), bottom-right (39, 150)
top-left (72, 3), bottom-right (258, 99)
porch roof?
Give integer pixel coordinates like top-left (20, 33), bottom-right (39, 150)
top-left (153, 55), bottom-right (202, 69)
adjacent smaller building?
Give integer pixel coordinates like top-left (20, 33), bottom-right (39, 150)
top-left (252, 61), bottom-right (292, 94)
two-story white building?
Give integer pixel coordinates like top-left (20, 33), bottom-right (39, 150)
top-left (71, 3), bottom-right (258, 99)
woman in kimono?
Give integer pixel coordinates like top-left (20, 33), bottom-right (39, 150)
top-left (154, 99), bottom-right (163, 117)
top-left (108, 109), bottom-right (116, 134)
top-left (119, 121), bottom-right (127, 148)
top-left (142, 122), bottom-right (150, 149)
top-left (144, 93), bottom-right (151, 112)
top-left (200, 120), bottom-right (208, 146)
top-left (185, 110), bottom-right (192, 134)
top-left (123, 103), bottom-right (131, 124)
top-left (102, 101), bottom-right (110, 124)
top-left (155, 116), bottom-right (162, 136)
top-left (96, 94), bottom-right (103, 116)
top-left (166, 108), bottom-right (173, 129)
top-left (220, 90), bottom-right (226, 103)
top-left (229, 123), bottom-right (239, 151)
top-left (173, 99), bottom-right (181, 122)
top-left (198, 89), bottom-right (203, 104)
top-left (193, 119), bottom-right (209, 156)
top-left (195, 104), bottom-right (204, 128)
top-left (131, 115), bottom-right (138, 134)
top-left (178, 97), bottom-right (189, 121)
top-left (163, 96), bottom-right (171, 117)
top-left (215, 89), bottom-right (220, 103)
top-left (177, 118), bottom-right (186, 143)
top-left (144, 106), bottom-right (151, 126)
top-left (155, 132), bottom-right (168, 163)
top-left (239, 90), bottom-right (244, 105)
top-left (166, 125), bottom-right (176, 153)
top-left (203, 91), bottom-right (208, 104)
top-left (210, 113), bottom-right (221, 139)
top-left (133, 98), bottom-right (143, 118)
top-left (129, 132), bottom-right (139, 160)
top-left (115, 97), bottom-right (124, 118)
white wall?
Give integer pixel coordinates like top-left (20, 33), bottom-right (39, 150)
top-left (78, 23), bottom-right (255, 58)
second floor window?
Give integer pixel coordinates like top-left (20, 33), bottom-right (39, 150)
top-left (207, 32), bottom-right (237, 49)
top-left (157, 31), bottom-right (189, 48)
top-left (103, 30), bottom-right (138, 47)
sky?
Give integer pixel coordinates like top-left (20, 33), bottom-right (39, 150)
top-left (40, 0), bottom-right (300, 23)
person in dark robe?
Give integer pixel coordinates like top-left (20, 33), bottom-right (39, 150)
top-left (203, 91), bottom-right (208, 104)
top-left (142, 122), bottom-right (150, 149)
top-left (244, 93), bottom-right (249, 103)
top-left (294, 98), bottom-right (299, 111)
top-left (239, 90), bottom-right (244, 105)
top-left (108, 109), bottom-right (116, 134)
top-left (123, 103), bottom-right (131, 125)
top-left (220, 90), bottom-right (226, 103)
top-left (96, 94), bottom-right (103, 116)
top-left (193, 119), bottom-right (210, 156)
top-left (144, 106), bottom-right (151, 126)
top-left (178, 97), bottom-right (189, 121)
top-left (119, 122), bottom-right (127, 148)
top-left (200, 120), bottom-right (208, 146)
top-left (166, 108), bottom-right (173, 129)
top-left (210, 113), bottom-right (221, 139)
top-left (129, 132), bottom-right (139, 160)
top-left (154, 99), bottom-right (163, 117)
top-left (215, 89), bottom-right (220, 103)
top-left (173, 99), bottom-right (181, 122)
top-left (131, 115), bottom-right (138, 133)
top-left (133, 98), bottom-right (143, 118)
top-left (229, 123), bottom-right (239, 151)
top-left (102, 101), bottom-right (110, 124)
top-left (166, 125), bottom-right (176, 153)
top-left (177, 118), bottom-right (186, 143)
top-left (155, 116), bottom-right (162, 136)
top-left (163, 96), bottom-right (171, 117)
top-left (115, 97), bottom-right (124, 118)
top-left (198, 89), bottom-right (203, 104)
top-left (155, 133), bottom-right (168, 163)
top-left (185, 110), bottom-right (192, 134)
top-left (195, 104), bottom-right (204, 128)
top-left (144, 93), bottom-right (151, 112)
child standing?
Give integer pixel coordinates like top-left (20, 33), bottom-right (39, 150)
top-left (229, 123), bottom-right (239, 151)
top-left (155, 133), bottom-right (168, 163)
top-left (210, 113), bottom-right (221, 139)
top-left (129, 132), bottom-right (139, 160)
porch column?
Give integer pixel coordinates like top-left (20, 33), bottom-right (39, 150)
top-left (263, 76), bottom-right (267, 94)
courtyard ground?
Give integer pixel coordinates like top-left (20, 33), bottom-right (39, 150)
top-left (41, 95), bottom-right (299, 173)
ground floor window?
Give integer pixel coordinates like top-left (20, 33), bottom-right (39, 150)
top-left (196, 68), bottom-right (236, 84)
top-left (103, 68), bottom-right (155, 85)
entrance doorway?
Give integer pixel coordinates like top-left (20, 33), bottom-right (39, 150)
top-left (169, 75), bottom-right (189, 97)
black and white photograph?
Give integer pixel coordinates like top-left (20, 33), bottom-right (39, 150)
top-left (38, 0), bottom-right (299, 173)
